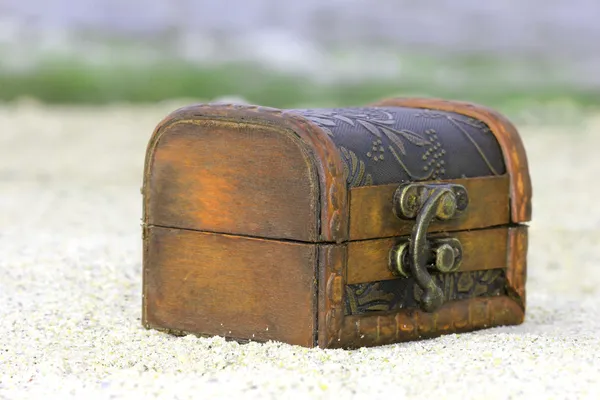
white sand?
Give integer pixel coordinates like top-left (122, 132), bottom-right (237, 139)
top-left (1, 101), bottom-right (599, 399)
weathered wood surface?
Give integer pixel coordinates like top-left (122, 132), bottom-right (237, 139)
top-left (143, 226), bottom-right (318, 347)
top-left (145, 120), bottom-right (319, 242)
top-left (142, 99), bottom-right (531, 349)
top-left (349, 175), bottom-right (510, 241)
top-left (347, 227), bottom-right (509, 285)
top-left (506, 225), bottom-right (528, 310)
top-left (332, 295), bottom-right (524, 349)
top-left (143, 104), bottom-right (349, 243)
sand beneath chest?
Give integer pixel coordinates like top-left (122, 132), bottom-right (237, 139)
top-left (1, 102), bottom-right (599, 399)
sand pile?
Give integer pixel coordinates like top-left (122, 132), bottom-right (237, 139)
top-left (1, 103), bottom-right (599, 399)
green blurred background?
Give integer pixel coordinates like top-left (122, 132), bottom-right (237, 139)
top-left (2, 0), bottom-right (600, 121)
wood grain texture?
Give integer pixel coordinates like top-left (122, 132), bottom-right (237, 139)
top-left (347, 227), bottom-right (509, 285)
top-left (142, 104), bottom-right (349, 243)
top-left (349, 175), bottom-right (510, 241)
top-left (331, 296), bottom-right (524, 349)
top-left (317, 244), bottom-right (346, 348)
top-left (146, 120), bottom-right (318, 242)
top-left (506, 225), bottom-right (528, 310)
top-left (372, 97), bottom-right (532, 224)
top-left (141, 101), bottom-right (530, 350)
top-left (142, 226), bottom-right (317, 347)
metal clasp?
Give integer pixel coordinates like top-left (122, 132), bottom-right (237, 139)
top-left (388, 183), bottom-right (469, 312)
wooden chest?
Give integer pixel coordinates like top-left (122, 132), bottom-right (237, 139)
top-left (141, 97), bottom-right (532, 349)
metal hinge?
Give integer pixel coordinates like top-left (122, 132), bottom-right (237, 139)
top-left (388, 182), bottom-right (469, 312)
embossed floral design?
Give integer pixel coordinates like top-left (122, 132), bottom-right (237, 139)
top-left (456, 269), bottom-right (504, 296)
top-left (367, 139), bottom-right (385, 162)
top-left (339, 146), bottom-right (373, 186)
top-left (419, 129), bottom-right (446, 180)
top-left (415, 110), bottom-right (501, 176)
top-left (287, 106), bottom-right (504, 188)
top-left (294, 108), bottom-right (445, 183)
top-left (413, 269), bottom-right (505, 304)
top-left (300, 108), bottom-right (431, 153)
top-left (345, 282), bottom-right (396, 314)
top-left (345, 270), bottom-right (506, 315)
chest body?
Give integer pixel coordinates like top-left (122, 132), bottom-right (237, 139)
top-left (141, 97), bottom-right (531, 349)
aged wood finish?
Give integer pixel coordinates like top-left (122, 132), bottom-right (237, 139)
top-left (143, 104), bottom-right (349, 243)
top-left (143, 226), bottom-right (318, 347)
top-left (147, 121), bottom-right (319, 241)
top-left (347, 227), bottom-right (509, 285)
top-left (372, 97), bottom-right (532, 224)
top-left (349, 174), bottom-right (510, 241)
top-left (331, 296), bottom-right (524, 349)
top-left (142, 99), bottom-right (531, 350)
top-left (317, 244), bottom-right (346, 348)
top-left (325, 214), bottom-right (528, 349)
top-left (282, 113), bottom-right (350, 243)
top-left (506, 225), bottom-right (528, 310)
top-left (345, 269), bottom-right (507, 316)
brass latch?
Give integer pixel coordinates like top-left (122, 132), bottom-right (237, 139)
top-left (388, 183), bottom-right (469, 312)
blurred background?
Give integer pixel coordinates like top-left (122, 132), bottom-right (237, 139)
top-left (1, 0), bottom-right (600, 119)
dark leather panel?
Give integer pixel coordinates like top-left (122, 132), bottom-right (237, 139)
top-left (287, 107), bottom-right (506, 187)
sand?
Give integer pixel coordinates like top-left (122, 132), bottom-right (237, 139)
top-left (1, 101), bottom-right (599, 399)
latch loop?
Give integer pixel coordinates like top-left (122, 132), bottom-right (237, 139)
top-left (389, 183), bottom-right (469, 312)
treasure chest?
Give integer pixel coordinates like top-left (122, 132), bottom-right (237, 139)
top-left (141, 97), bottom-right (531, 349)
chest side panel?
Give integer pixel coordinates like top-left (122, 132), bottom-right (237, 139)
top-left (145, 119), bottom-right (319, 242)
top-left (143, 226), bottom-right (318, 347)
